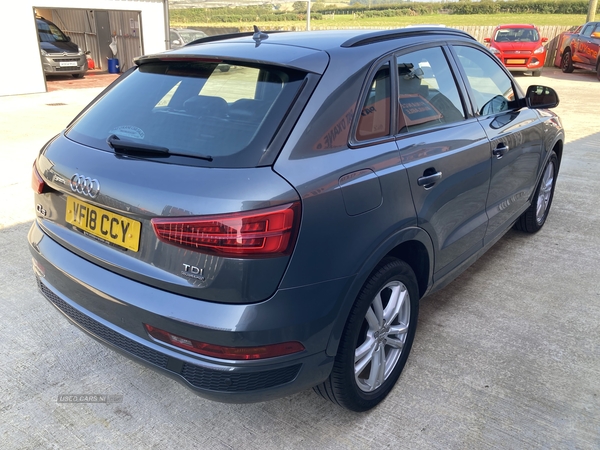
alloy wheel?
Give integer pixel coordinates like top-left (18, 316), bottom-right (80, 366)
top-left (536, 160), bottom-right (555, 225)
top-left (354, 280), bottom-right (410, 393)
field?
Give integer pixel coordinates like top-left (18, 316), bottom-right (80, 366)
top-left (170, 13), bottom-right (588, 31)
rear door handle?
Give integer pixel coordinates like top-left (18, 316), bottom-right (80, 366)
top-left (493, 144), bottom-right (509, 159)
top-left (417, 171), bottom-right (442, 188)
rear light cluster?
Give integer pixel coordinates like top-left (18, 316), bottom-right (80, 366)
top-left (32, 161), bottom-right (47, 194)
top-left (144, 324), bottom-right (305, 360)
top-left (151, 202), bottom-right (300, 257)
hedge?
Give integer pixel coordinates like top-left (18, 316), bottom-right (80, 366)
top-left (169, 0), bottom-right (599, 24)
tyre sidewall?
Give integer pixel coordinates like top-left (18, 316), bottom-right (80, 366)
top-left (561, 51), bottom-right (573, 73)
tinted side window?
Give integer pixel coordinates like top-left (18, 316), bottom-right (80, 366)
top-left (396, 47), bottom-right (465, 134)
top-left (356, 63), bottom-right (391, 141)
top-left (581, 25), bottom-right (593, 37)
top-left (454, 45), bottom-right (516, 116)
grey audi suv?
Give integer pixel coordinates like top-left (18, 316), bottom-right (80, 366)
top-left (29, 27), bottom-right (563, 411)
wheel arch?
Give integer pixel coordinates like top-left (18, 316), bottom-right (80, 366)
top-left (552, 138), bottom-right (564, 170)
top-left (386, 240), bottom-right (430, 300)
top-left (325, 227), bottom-right (433, 357)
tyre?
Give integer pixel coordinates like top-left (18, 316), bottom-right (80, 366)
top-left (561, 50), bottom-right (574, 73)
top-left (532, 70), bottom-right (542, 77)
top-left (314, 258), bottom-right (419, 411)
top-left (514, 151), bottom-right (558, 233)
top-left (596, 63), bottom-right (600, 82)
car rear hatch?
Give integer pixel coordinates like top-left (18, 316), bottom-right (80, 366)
top-left (33, 53), bottom-right (325, 304)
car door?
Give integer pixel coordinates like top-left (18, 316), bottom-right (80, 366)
top-left (394, 45), bottom-right (492, 278)
top-left (451, 44), bottom-right (544, 245)
top-left (577, 23), bottom-right (600, 69)
top-left (573, 23), bottom-right (592, 67)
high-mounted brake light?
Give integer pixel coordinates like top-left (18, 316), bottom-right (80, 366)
top-left (144, 324), bottom-right (305, 360)
top-left (151, 202), bottom-right (301, 257)
top-left (31, 161), bottom-right (46, 194)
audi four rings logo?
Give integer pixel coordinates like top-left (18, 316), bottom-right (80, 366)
top-left (70, 174), bottom-right (100, 198)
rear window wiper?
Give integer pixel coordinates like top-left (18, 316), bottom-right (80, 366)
top-left (107, 134), bottom-right (213, 161)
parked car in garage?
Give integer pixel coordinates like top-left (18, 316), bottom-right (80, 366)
top-left (170, 28), bottom-right (208, 48)
top-left (485, 24), bottom-right (548, 76)
top-left (36, 16), bottom-right (87, 78)
top-left (30, 27), bottom-right (563, 412)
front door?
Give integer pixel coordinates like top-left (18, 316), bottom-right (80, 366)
top-left (451, 44), bottom-right (544, 244)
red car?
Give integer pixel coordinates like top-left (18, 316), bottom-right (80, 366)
top-left (485, 24), bottom-right (548, 76)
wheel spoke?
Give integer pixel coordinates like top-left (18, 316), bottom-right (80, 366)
top-left (372, 292), bottom-right (384, 327)
top-left (536, 196), bottom-right (544, 217)
top-left (354, 338), bottom-right (376, 375)
top-left (366, 345), bottom-right (386, 390)
top-left (388, 323), bottom-right (409, 336)
top-left (383, 284), bottom-right (406, 323)
top-left (386, 336), bottom-right (405, 350)
top-left (364, 305), bottom-right (379, 332)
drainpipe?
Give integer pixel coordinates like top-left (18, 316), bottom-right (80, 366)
top-left (164, 0), bottom-right (170, 50)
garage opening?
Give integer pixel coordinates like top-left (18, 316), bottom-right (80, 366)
top-left (34, 7), bottom-right (143, 76)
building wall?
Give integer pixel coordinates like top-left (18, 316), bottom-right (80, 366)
top-left (0, 0), bottom-right (167, 96)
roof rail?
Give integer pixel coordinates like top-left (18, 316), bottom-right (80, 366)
top-left (341, 27), bottom-right (475, 48)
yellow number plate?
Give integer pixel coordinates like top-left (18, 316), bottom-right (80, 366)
top-left (506, 59), bottom-right (526, 64)
top-left (66, 196), bottom-right (141, 251)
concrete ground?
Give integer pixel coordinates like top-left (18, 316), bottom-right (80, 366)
top-left (0, 68), bottom-right (598, 449)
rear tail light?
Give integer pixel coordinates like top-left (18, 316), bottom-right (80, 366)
top-left (144, 324), bottom-right (305, 360)
top-left (32, 161), bottom-right (46, 194)
top-left (151, 202), bottom-right (300, 257)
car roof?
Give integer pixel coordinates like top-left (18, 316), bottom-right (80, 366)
top-left (496, 24), bottom-right (538, 30)
top-left (137, 27), bottom-right (475, 74)
top-left (191, 27), bottom-right (473, 52)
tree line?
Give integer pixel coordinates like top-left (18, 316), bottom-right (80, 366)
top-left (169, 0), bottom-right (599, 24)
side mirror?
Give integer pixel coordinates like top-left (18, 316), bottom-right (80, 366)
top-left (591, 31), bottom-right (600, 39)
top-left (484, 37), bottom-right (491, 43)
top-left (541, 37), bottom-right (548, 43)
top-left (526, 85), bottom-right (559, 109)
top-left (172, 39), bottom-right (181, 46)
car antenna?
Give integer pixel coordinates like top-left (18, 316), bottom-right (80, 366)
top-left (252, 25), bottom-right (269, 47)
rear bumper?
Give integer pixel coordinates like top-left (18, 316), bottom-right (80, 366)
top-left (28, 220), bottom-right (349, 403)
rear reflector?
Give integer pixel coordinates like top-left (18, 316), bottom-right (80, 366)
top-left (32, 161), bottom-right (46, 194)
top-left (151, 202), bottom-right (300, 257)
top-left (144, 324), bottom-right (305, 360)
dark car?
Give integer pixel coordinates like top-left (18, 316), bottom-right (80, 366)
top-left (36, 17), bottom-right (87, 78)
top-left (485, 24), bottom-right (548, 77)
top-left (170, 28), bottom-right (208, 49)
top-left (30, 27), bottom-right (563, 412)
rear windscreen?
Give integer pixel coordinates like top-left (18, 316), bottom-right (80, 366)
top-left (66, 61), bottom-right (307, 167)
